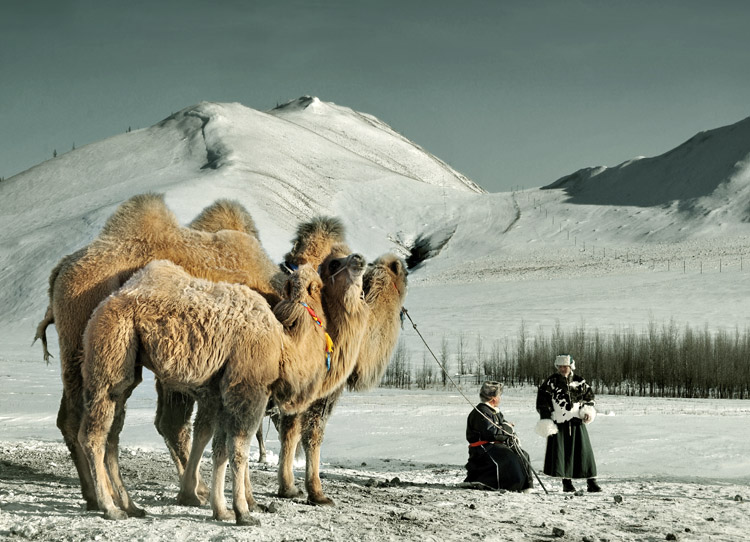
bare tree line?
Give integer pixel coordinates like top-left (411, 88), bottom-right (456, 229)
top-left (381, 321), bottom-right (750, 399)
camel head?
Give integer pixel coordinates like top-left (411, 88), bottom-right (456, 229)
top-left (363, 254), bottom-right (408, 306)
top-left (283, 216), bottom-right (348, 270)
top-left (273, 264), bottom-right (325, 339)
top-left (346, 254), bottom-right (409, 392)
top-left (319, 252), bottom-right (366, 314)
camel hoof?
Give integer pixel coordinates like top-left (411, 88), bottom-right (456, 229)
top-left (196, 482), bottom-right (210, 500)
top-left (258, 454), bottom-right (267, 464)
top-left (103, 508), bottom-right (129, 521)
top-left (236, 512), bottom-right (261, 527)
top-left (176, 491), bottom-right (207, 507)
top-left (126, 505), bottom-right (147, 518)
top-left (277, 486), bottom-right (303, 499)
top-left (248, 501), bottom-right (268, 513)
top-left (212, 509), bottom-right (235, 522)
top-left (307, 495), bottom-right (335, 507)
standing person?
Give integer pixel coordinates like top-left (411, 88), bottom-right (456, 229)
top-left (464, 381), bottom-right (533, 491)
top-left (535, 354), bottom-right (601, 493)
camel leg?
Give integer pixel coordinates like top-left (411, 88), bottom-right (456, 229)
top-left (255, 423), bottom-right (266, 463)
top-left (78, 390), bottom-right (128, 520)
top-left (178, 396), bottom-right (219, 507)
top-left (301, 396), bottom-right (338, 506)
top-left (276, 413), bottom-right (303, 498)
top-left (57, 389), bottom-right (99, 509)
top-left (154, 381), bottom-right (210, 499)
top-left (225, 402), bottom-right (265, 527)
top-left (209, 422), bottom-right (234, 521)
top-left (56, 339), bottom-right (99, 510)
top-left (104, 369), bottom-right (145, 518)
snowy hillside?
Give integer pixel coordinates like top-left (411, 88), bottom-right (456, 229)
top-left (1, 97), bottom-right (749, 360)
top-left (545, 115), bottom-right (750, 211)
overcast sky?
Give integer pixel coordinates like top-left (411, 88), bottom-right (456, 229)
top-left (2, 0), bottom-right (749, 192)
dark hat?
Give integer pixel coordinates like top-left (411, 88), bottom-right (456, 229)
top-left (479, 381), bottom-right (503, 400)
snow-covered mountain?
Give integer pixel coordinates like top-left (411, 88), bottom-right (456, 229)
top-left (545, 115), bottom-right (750, 214)
top-left (1, 97), bottom-right (749, 361)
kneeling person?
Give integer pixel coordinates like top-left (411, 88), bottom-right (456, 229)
top-left (464, 381), bottom-right (533, 491)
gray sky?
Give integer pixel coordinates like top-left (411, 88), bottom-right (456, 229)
top-left (2, 0), bottom-right (749, 192)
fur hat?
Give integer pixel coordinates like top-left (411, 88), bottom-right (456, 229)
top-left (554, 354), bottom-right (575, 371)
top-left (479, 381), bottom-right (503, 401)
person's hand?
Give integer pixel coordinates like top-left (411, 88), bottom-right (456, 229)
top-left (582, 413), bottom-right (591, 423)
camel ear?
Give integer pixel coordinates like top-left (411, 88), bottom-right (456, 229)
top-left (389, 260), bottom-right (401, 275)
top-left (307, 280), bottom-right (320, 297)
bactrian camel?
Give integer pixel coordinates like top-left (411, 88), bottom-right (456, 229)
top-left (36, 193), bottom-right (282, 510)
top-left (79, 261), bottom-right (335, 525)
top-left (35, 193), bottom-right (346, 508)
top-left (275, 251), bottom-right (408, 505)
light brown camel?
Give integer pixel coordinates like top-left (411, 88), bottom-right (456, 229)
top-left (174, 248), bottom-right (368, 509)
top-left (78, 261), bottom-right (332, 525)
top-left (35, 193), bottom-right (349, 508)
top-left (276, 252), bottom-right (408, 505)
top-left (37, 193), bottom-right (282, 510)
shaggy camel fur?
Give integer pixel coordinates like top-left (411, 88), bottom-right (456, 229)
top-left (36, 195), bottom-right (347, 508)
top-left (79, 261), bottom-right (331, 524)
top-left (39, 193), bottom-right (281, 510)
top-left (276, 252), bottom-right (408, 505)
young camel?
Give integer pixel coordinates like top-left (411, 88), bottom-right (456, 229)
top-left (276, 253), bottom-right (408, 505)
top-left (79, 261), bottom-right (332, 525)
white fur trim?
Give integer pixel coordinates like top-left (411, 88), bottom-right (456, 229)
top-left (580, 405), bottom-right (597, 424)
top-left (535, 418), bottom-right (558, 438)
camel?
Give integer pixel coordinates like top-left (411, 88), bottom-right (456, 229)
top-left (35, 193), bottom-right (348, 509)
top-left (276, 252), bottom-right (408, 505)
top-left (78, 261), bottom-right (333, 525)
top-left (36, 193), bottom-right (283, 510)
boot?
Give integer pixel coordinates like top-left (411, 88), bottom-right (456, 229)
top-left (562, 478), bottom-right (576, 493)
top-left (587, 478), bottom-right (601, 493)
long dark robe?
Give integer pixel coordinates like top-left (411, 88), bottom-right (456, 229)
top-left (464, 403), bottom-right (533, 491)
top-left (536, 373), bottom-right (597, 479)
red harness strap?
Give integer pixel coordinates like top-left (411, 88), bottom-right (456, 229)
top-left (468, 440), bottom-right (491, 448)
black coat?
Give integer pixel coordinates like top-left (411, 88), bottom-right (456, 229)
top-left (536, 372), bottom-right (597, 479)
top-left (464, 403), bottom-right (533, 491)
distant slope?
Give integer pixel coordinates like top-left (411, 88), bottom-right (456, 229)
top-left (544, 115), bottom-right (750, 215)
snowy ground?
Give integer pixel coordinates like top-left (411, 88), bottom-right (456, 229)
top-left (1, 358), bottom-right (749, 541)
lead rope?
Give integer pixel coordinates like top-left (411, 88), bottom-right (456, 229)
top-left (401, 307), bottom-right (548, 494)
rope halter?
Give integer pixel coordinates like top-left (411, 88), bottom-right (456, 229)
top-left (299, 301), bottom-right (333, 371)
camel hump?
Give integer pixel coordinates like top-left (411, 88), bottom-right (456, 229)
top-left (188, 199), bottom-right (259, 238)
top-left (99, 193), bottom-right (179, 239)
top-left (285, 216), bottom-right (348, 268)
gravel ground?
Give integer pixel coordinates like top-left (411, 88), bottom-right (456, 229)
top-left (1, 440), bottom-right (747, 542)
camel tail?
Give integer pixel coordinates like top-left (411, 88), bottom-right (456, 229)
top-left (32, 305), bottom-right (55, 364)
top-left (99, 193), bottom-right (180, 239)
top-left (188, 199), bottom-right (259, 238)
